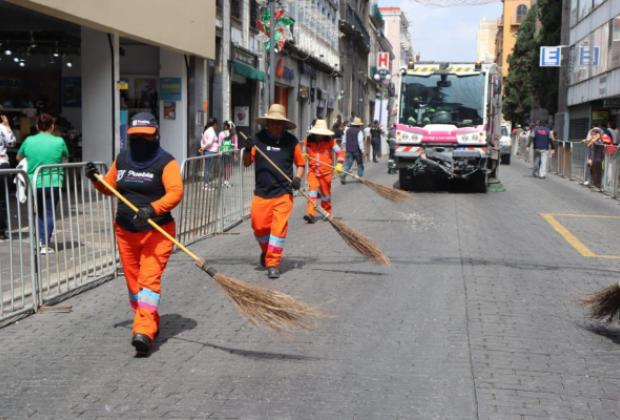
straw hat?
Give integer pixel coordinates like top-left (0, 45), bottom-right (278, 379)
top-left (256, 104), bottom-right (296, 130)
top-left (350, 116), bottom-right (364, 126)
top-left (308, 119), bottom-right (334, 136)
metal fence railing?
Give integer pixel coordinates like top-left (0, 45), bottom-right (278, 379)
top-left (515, 134), bottom-right (620, 199)
top-left (1, 151), bottom-right (256, 326)
top-left (32, 162), bottom-right (117, 304)
top-left (0, 169), bottom-right (38, 323)
top-left (178, 150), bottom-right (254, 245)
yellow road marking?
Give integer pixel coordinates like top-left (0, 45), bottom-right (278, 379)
top-left (552, 213), bottom-right (620, 219)
top-left (540, 213), bottom-right (597, 257)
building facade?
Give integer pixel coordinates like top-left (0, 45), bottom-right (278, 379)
top-left (495, 0), bottom-right (533, 77)
top-left (477, 18), bottom-right (498, 63)
top-left (0, 0), bottom-right (215, 164)
top-left (379, 6), bottom-right (413, 71)
top-left (368, 2), bottom-right (394, 130)
top-left (560, 0), bottom-right (620, 140)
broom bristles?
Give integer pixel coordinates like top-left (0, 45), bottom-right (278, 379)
top-left (359, 178), bottom-right (411, 203)
top-left (328, 217), bottom-right (390, 266)
top-left (579, 283), bottom-right (620, 322)
top-left (212, 272), bottom-right (326, 332)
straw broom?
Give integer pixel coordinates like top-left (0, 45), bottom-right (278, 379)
top-left (93, 174), bottom-right (324, 333)
top-left (580, 282), bottom-right (620, 322)
top-left (304, 153), bottom-right (411, 203)
top-left (241, 134), bottom-right (390, 266)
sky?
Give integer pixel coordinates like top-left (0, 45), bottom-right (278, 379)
top-left (377, 0), bottom-right (502, 62)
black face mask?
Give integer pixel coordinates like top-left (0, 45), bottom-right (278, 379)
top-left (129, 136), bottom-right (159, 161)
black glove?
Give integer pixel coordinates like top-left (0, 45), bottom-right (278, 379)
top-left (85, 162), bottom-right (99, 181)
top-left (291, 176), bottom-right (302, 190)
top-left (133, 205), bottom-right (155, 222)
top-left (243, 136), bottom-right (254, 150)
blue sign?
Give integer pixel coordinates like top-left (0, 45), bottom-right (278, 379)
top-left (539, 46), bottom-right (562, 67)
top-left (159, 77), bottom-right (182, 101)
top-left (579, 46), bottom-right (600, 66)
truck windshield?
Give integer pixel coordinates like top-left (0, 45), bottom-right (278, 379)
top-left (399, 73), bottom-right (485, 127)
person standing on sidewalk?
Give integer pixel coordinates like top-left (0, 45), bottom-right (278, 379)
top-left (242, 104), bottom-right (305, 279)
top-left (219, 121), bottom-right (237, 188)
top-left (199, 117), bottom-right (219, 188)
top-left (0, 112), bottom-right (16, 239)
top-left (370, 120), bottom-right (383, 163)
top-left (16, 113), bottom-right (68, 253)
top-left (528, 121), bottom-right (554, 179)
top-left (85, 112), bottom-right (183, 357)
top-left (586, 128), bottom-right (605, 191)
top-left (303, 120), bottom-right (344, 224)
top-left (340, 117), bottom-right (365, 184)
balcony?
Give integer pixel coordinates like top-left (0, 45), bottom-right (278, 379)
top-left (339, 5), bottom-right (370, 51)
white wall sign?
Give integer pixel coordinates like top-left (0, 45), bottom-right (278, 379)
top-left (377, 52), bottom-right (390, 71)
top-left (234, 106), bottom-right (250, 127)
top-left (539, 46), bottom-right (561, 67)
top-left (578, 46), bottom-right (600, 65)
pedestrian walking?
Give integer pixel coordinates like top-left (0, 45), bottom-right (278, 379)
top-left (16, 113), bottom-right (69, 254)
top-left (332, 115), bottom-right (344, 141)
top-left (528, 121), bottom-right (554, 179)
top-left (586, 128), bottom-right (605, 191)
top-left (242, 104), bottom-right (305, 279)
top-left (219, 121), bottom-right (238, 188)
top-left (370, 120), bottom-right (383, 163)
top-left (363, 123), bottom-right (372, 163)
top-left (303, 119), bottom-right (344, 224)
top-left (340, 116), bottom-right (365, 184)
top-left (0, 112), bottom-right (16, 240)
top-left (85, 112), bottom-right (183, 356)
top-left (199, 117), bottom-right (219, 188)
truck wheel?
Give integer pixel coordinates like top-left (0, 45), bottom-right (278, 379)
top-left (501, 154), bottom-right (511, 165)
top-left (398, 169), bottom-right (414, 191)
top-left (472, 171), bottom-right (488, 193)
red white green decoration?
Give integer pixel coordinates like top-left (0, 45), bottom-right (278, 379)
top-left (257, 7), bottom-right (295, 52)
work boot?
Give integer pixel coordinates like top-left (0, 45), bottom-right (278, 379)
top-left (267, 267), bottom-right (280, 279)
top-left (303, 214), bottom-right (317, 224)
top-left (260, 252), bottom-right (266, 268)
top-left (340, 176), bottom-right (346, 185)
top-left (131, 333), bottom-right (153, 357)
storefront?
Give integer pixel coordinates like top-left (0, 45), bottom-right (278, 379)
top-left (0, 2), bottom-right (82, 162)
top-left (230, 45), bottom-right (264, 139)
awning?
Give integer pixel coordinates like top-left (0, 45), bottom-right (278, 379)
top-left (232, 60), bottom-right (265, 82)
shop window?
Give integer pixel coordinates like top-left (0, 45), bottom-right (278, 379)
top-left (578, 0), bottom-right (592, 21)
top-left (231, 0), bottom-right (242, 21)
top-left (570, 0), bottom-right (578, 26)
top-left (516, 4), bottom-right (528, 24)
top-left (610, 15), bottom-right (620, 70)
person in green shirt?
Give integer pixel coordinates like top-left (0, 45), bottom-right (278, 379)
top-left (17, 113), bottom-right (69, 254)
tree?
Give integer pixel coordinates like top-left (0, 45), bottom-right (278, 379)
top-left (532, 0), bottom-right (562, 116)
top-left (503, 6), bottom-right (537, 126)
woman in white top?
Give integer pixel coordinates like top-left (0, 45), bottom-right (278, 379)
top-left (199, 117), bottom-right (219, 187)
top-left (0, 113), bottom-right (16, 239)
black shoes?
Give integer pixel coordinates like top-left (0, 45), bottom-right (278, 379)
top-left (131, 333), bottom-right (153, 357)
top-left (340, 177), bottom-right (346, 185)
top-left (303, 214), bottom-right (317, 224)
top-left (260, 252), bottom-right (266, 267)
top-left (267, 267), bottom-right (280, 279)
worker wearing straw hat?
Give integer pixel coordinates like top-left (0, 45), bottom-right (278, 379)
top-left (242, 104), bottom-right (305, 279)
top-left (303, 119), bottom-right (344, 224)
top-left (340, 116), bottom-right (365, 184)
top-left (84, 112), bottom-right (183, 357)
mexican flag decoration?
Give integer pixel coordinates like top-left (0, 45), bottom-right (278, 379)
top-left (257, 6), bottom-right (295, 52)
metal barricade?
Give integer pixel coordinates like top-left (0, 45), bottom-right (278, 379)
top-left (219, 150), bottom-right (243, 231)
top-left (570, 141), bottom-right (588, 183)
top-left (602, 146), bottom-right (619, 197)
top-left (0, 169), bottom-right (38, 323)
top-left (241, 149), bottom-right (255, 218)
top-left (550, 140), bottom-right (560, 174)
top-left (32, 162), bottom-right (116, 303)
top-left (560, 141), bottom-right (572, 178)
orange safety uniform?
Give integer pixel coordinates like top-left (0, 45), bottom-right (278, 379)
top-left (304, 137), bottom-right (344, 217)
top-left (249, 129), bottom-right (305, 268)
top-left (94, 149), bottom-right (183, 340)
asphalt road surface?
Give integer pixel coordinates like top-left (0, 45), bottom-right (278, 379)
top-left (1, 158), bottom-right (620, 419)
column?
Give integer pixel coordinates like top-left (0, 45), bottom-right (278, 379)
top-left (159, 49), bottom-right (188, 160)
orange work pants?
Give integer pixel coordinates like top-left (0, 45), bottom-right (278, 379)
top-left (306, 171), bottom-right (332, 217)
top-left (251, 194), bottom-right (293, 268)
top-left (115, 221), bottom-right (175, 340)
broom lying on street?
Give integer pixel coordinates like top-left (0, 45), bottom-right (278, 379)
top-left (303, 153), bottom-right (411, 204)
top-left (93, 174), bottom-right (324, 333)
top-left (240, 133), bottom-right (390, 266)
top-left (580, 282), bottom-right (620, 322)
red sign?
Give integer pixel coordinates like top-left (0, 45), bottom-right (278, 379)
top-left (377, 52), bottom-right (389, 70)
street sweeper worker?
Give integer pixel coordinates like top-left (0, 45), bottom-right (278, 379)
top-left (303, 119), bottom-right (344, 224)
top-left (84, 112), bottom-right (183, 357)
top-left (242, 104), bottom-right (305, 279)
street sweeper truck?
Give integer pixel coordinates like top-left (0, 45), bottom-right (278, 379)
top-left (393, 62), bottom-right (502, 192)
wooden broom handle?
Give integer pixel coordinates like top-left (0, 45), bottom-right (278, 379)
top-left (303, 153), bottom-right (360, 180)
top-left (94, 173), bottom-right (205, 267)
